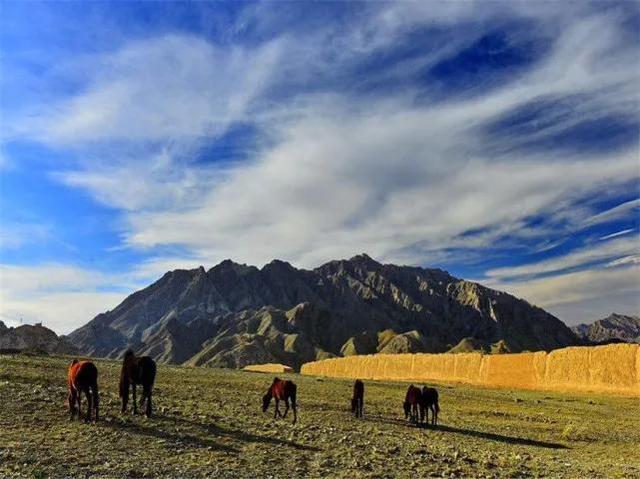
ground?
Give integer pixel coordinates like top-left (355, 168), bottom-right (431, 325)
top-left (0, 355), bottom-right (638, 479)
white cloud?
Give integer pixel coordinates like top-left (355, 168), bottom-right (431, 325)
top-left (585, 199), bottom-right (640, 227)
top-left (487, 264), bottom-right (640, 325)
top-left (11, 34), bottom-right (284, 144)
top-left (486, 235), bottom-right (640, 280)
top-left (0, 263), bottom-right (129, 334)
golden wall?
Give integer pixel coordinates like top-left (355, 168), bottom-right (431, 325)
top-left (300, 344), bottom-right (640, 396)
top-left (243, 363), bottom-right (294, 374)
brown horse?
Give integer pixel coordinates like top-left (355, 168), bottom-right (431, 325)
top-left (421, 386), bottom-right (439, 425)
top-left (67, 359), bottom-right (99, 422)
top-left (120, 349), bottom-right (157, 417)
top-left (403, 384), bottom-right (422, 424)
top-left (262, 377), bottom-right (297, 424)
top-left (351, 379), bottom-right (364, 418)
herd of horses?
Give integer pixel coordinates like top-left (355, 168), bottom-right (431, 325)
top-left (67, 354), bottom-right (439, 428)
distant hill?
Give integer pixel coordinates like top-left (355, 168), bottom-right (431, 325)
top-left (0, 321), bottom-right (77, 355)
top-left (571, 314), bottom-right (640, 344)
top-left (68, 254), bottom-right (579, 369)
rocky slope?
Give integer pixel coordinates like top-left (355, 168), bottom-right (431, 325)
top-left (68, 254), bottom-right (579, 368)
top-left (571, 313), bottom-right (640, 344)
top-left (0, 321), bottom-right (77, 354)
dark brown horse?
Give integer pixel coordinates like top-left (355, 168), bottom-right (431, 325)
top-left (421, 386), bottom-right (439, 425)
top-left (262, 377), bottom-right (297, 424)
top-left (67, 359), bottom-right (99, 422)
top-left (403, 384), bottom-right (422, 424)
top-left (351, 379), bottom-right (364, 418)
top-left (120, 350), bottom-right (157, 417)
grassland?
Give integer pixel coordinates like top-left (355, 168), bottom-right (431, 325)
top-left (0, 354), bottom-right (638, 478)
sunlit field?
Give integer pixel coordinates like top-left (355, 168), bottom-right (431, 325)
top-left (1, 354), bottom-right (638, 478)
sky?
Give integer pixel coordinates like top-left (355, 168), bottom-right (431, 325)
top-left (0, 1), bottom-right (639, 334)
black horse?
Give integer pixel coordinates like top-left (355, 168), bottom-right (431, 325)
top-left (351, 379), bottom-right (364, 418)
top-left (421, 386), bottom-right (440, 425)
top-left (120, 350), bottom-right (157, 417)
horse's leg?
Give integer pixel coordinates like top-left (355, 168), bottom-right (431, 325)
top-left (359, 398), bottom-right (363, 418)
top-left (86, 388), bottom-right (93, 423)
top-left (68, 390), bottom-right (77, 419)
top-left (291, 394), bottom-right (297, 424)
top-left (143, 385), bottom-right (152, 418)
top-left (132, 384), bottom-right (138, 414)
top-left (93, 383), bottom-right (99, 422)
top-left (121, 381), bottom-right (129, 414)
top-left (282, 397), bottom-right (290, 418)
top-left (76, 391), bottom-right (82, 421)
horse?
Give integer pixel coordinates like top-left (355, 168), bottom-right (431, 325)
top-left (421, 386), bottom-right (440, 426)
top-left (262, 377), bottom-right (297, 424)
top-left (67, 359), bottom-right (99, 422)
top-left (403, 384), bottom-right (423, 424)
top-left (120, 349), bottom-right (157, 417)
top-left (351, 379), bottom-right (364, 418)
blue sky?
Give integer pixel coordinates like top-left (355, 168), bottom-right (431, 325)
top-left (1, 1), bottom-right (639, 333)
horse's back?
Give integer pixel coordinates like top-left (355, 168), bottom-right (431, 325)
top-left (69, 360), bottom-right (97, 389)
top-left (421, 386), bottom-right (438, 405)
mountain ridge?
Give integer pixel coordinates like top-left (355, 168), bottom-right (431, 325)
top-left (571, 313), bottom-right (640, 344)
top-left (68, 254), bottom-right (580, 368)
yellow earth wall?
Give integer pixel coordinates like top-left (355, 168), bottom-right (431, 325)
top-left (243, 363), bottom-right (293, 374)
top-left (300, 344), bottom-right (640, 396)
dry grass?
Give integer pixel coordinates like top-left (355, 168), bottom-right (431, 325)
top-left (1, 354), bottom-right (638, 478)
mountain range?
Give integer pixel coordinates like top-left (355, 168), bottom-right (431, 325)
top-left (571, 313), bottom-right (640, 344)
top-left (0, 321), bottom-right (77, 355)
top-left (67, 254), bottom-right (580, 369)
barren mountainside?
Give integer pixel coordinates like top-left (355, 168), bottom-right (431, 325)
top-left (571, 314), bottom-right (640, 344)
top-left (68, 254), bottom-right (579, 368)
top-left (0, 321), bottom-right (77, 354)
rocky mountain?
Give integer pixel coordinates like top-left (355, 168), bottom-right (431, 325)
top-left (68, 254), bottom-right (579, 369)
top-left (571, 314), bottom-right (640, 344)
top-left (0, 321), bottom-right (78, 355)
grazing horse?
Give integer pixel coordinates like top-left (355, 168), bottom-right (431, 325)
top-left (403, 384), bottom-right (423, 424)
top-left (120, 350), bottom-right (157, 417)
top-left (351, 379), bottom-right (364, 418)
top-left (262, 377), bottom-right (297, 424)
top-left (67, 359), bottom-right (99, 422)
top-left (421, 386), bottom-right (440, 426)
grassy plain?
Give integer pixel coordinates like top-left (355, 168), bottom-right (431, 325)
top-left (0, 354), bottom-right (638, 478)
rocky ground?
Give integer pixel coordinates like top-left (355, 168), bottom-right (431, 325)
top-left (0, 354), bottom-right (638, 478)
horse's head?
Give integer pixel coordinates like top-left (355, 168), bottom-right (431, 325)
top-left (262, 393), bottom-right (272, 412)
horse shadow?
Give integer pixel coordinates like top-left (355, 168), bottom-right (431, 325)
top-left (431, 424), bottom-right (568, 449)
top-left (154, 414), bottom-right (319, 452)
top-left (367, 414), bottom-right (568, 450)
top-left (100, 416), bottom-right (240, 454)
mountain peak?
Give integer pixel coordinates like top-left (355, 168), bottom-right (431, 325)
top-left (348, 253), bottom-right (379, 265)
